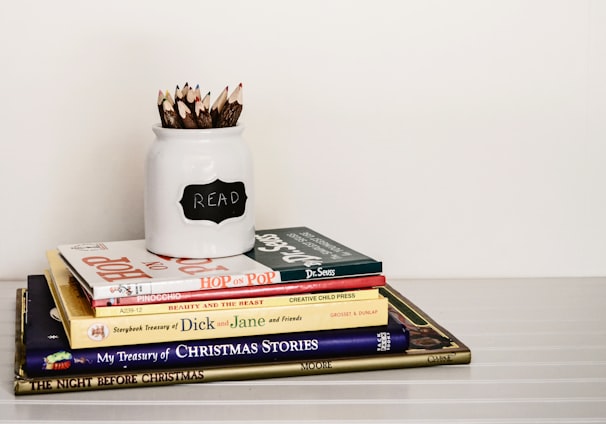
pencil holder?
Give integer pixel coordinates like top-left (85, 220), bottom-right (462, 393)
top-left (145, 123), bottom-right (255, 258)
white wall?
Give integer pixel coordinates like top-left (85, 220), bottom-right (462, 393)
top-left (1, 0), bottom-right (605, 280)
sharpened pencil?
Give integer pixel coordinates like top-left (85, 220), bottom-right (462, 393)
top-left (185, 85), bottom-right (197, 112)
top-left (174, 84), bottom-right (185, 107)
top-left (162, 99), bottom-right (183, 128)
top-left (177, 100), bottom-right (198, 129)
top-left (157, 90), bottom-right (167, 127)
top-left (217, 83), bottom-right (243, 127)
top-left (157, 83), bottom-right (243, 128)
top-left (195, 91), bottom-right (213, 129)
top-left (165, 90), bottom-right (175, 107)
top-left (210, 86), bottom-right (228, 128)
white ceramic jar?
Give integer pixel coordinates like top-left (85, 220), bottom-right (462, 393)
top-left (145, 124), bottom-right (255, 258)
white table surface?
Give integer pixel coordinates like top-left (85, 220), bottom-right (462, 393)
top-left (1, 277), bottom-right (605, 423)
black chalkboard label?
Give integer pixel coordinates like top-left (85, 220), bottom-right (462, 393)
top-left (179, 180), bottom-right (248, 223)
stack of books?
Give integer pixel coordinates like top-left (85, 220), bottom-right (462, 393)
top-left (13, 226), bottom-right (471, 395)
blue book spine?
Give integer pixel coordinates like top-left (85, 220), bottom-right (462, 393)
top-left (25, 275), bottom-right (408, 377)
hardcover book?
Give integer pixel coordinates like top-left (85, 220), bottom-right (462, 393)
top-left (56, 227), bottom-right (382, 300)
top-left (46, 256), bottom-right (389, 349)
top-left (14, 282), bottom-right (472, 395)
top-left (21, 275), bottom-right (409, 377)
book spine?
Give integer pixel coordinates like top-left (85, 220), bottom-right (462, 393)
top-left (24, 318), bottom-right (408, 377)
top-left (93, 288), bottom-right (380, 317)
top-left (90, 274), bottom-right (387, 308)
top-left (278, 262), bottom-right (383, 283)
top-left (15, 350), bottom-right (472, 395)
top-left (66, 298), bottom-right (389, 349)
top-left (88, 274), bottom-right (211, 300)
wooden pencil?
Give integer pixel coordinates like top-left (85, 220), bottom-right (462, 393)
top-left (182, 82), bottom-right (190, 98)
top-left (157, 90), bottom-right (167, 127)
top-left (165, 90), bottom-right (175, 108)
top-left (177, 100), bottom-right (198, 129)
top-left (157, 83), bottom-right (243, 129)
top-left (174, 84), bottom-right (186, 108)
top-left (210, 86), bottom-right (228, 127)
top-left (162, 98), bottom-right (183, 129)
top-left (194, 91), bottom-right (213, 129)
top-left (217, 82), bottom-right (243, 127)
top-left (185, 84), bottom-right (197, 112)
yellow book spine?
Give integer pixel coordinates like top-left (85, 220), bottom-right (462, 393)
top-left (69, 297), bottom-right (388, 349)
top-left (93, 288), bottom-right (380, 317)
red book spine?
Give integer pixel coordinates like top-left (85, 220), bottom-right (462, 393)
top-left (91, 275), bottom-right (386, 308)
